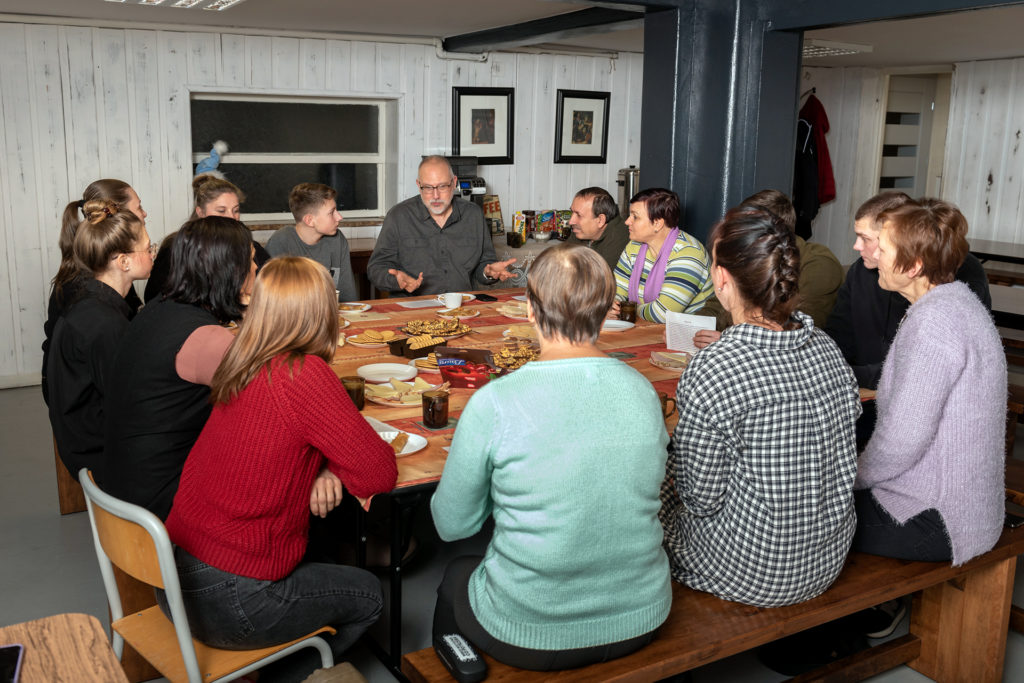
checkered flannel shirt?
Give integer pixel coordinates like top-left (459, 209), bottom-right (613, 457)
top-left (659, 311), bottom-right (861, 607)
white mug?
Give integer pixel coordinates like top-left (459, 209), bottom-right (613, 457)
top-left (441, 292), bottom-right (462, 309)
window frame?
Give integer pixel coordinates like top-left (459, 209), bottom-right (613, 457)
top-left (188, 92), bottom-right (390, 222)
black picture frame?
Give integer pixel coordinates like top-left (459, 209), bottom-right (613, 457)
top-left (554, 89), bottom-right (610, 164)
top-left (452, 86), bottom-right (514, 165)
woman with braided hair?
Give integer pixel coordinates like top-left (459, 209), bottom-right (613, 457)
top-left (658, 207), bottom-right (860, 607)
top-left (42, 179), bottom-right (146, 404)
top-left (46, 199), bottom-right (155, 478)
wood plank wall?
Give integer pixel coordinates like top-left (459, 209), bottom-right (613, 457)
top-left (0, 21), bottom-right (643, 387)
top-left (944, 58), bottom-right (1024, 244)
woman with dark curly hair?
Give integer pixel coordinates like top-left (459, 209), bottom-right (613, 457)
top-left (658, 207), bottom-right (860, 607)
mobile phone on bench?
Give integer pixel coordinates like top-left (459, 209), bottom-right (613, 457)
top-left (0, 644), bottom-right (24, 683)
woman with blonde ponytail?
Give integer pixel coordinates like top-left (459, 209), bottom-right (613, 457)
top-left (658, 207), bottom-right (860, 607)
top-left (46, 200), bottom-right (154, 478)
top-left (42, 179), bottom-right (147, 404)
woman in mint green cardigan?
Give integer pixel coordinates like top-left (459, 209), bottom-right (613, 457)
top-left (430, 243), bottom-right (671, 678)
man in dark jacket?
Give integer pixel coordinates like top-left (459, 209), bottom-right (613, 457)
top-left (826, 192), bottom-right (991, 448)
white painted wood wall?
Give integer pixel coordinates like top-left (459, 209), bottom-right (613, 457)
top-left (796, 66), bottom-right (887, 267)
top-left (0, 21), bottom-right (643, 388)
top-left (944, 58), bottom-right (1024, 243)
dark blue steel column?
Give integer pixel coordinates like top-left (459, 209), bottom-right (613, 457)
top-left (637, 0), bottom-right (801, 241)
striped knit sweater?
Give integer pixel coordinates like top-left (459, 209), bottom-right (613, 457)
top-left (613, 231), bottom-right (714, 322)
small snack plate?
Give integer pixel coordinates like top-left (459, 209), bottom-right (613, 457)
top-left (339, 302), bottom-right (371, 313)
top-left (434, 293), bottom-right (476, 304)
top-left (436, 307), bottom-right (480, 320)
top-left (357, 363), bottom-right (418, 383)
top-left (338, 319), bottom-right (351, 329)
top-left (409, 358), bottom-right (441, 373)
top-left (496, 304), bottom-right (530, 320)
top-left (502, 326), bottom-right (538, 339)
top-left (365, 381), bottom-right (441, 408)
top-left (362, 416), bottom-right (427, 456)
top-left (511, 294), bottom-right (528, 302)
top-left (602, 319), bottom-right (635, 332)
top-left (377, 430), bottom-right (427, 456)
top-left (649, 350), bottom-right (692, 374)
top-left (346, 336), bottom-right (390, 349)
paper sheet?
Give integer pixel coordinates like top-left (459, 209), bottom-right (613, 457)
top-left (395, 299), bottom-right (443, 309)
top-left (665, 311), bottom-right (716, 354)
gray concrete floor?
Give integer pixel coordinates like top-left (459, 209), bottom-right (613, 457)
top-left (2, 383), bottom-right (1023, 682)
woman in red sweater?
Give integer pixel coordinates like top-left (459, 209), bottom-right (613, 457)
top-left (164, 256), bottom-right (397, 678)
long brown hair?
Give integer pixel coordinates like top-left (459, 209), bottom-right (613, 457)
top-left (73, 200), bottom-right (145, 276)
top-left (210, 257), bottom-right (338, 404)
top-left (709, 207), bottom-right (801, 330)
top-left (55, 179), bottom-right (135, 300)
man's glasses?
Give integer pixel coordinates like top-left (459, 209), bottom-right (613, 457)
top-left (418, 180), bottom-right (456, 195)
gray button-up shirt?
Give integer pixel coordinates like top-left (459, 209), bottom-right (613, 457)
top-left (368, 196), bottom-right (498, 295)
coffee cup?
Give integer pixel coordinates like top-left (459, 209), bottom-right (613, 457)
top-left (341, 376), bottom-right (365, 411)
top-left (440, 292), bottom-right (463, 309)
top-left (619, 300), bottom-right (637, 323)
top-left (659, 391), bottom-right (676, 418)
top-left (422, 389), bottom-right (450, 429)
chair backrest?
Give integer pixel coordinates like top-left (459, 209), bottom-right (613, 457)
top-left (80, 469), bottom-right (205, 683)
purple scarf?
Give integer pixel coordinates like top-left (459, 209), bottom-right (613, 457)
top-left (628, 228), bottom-right (680, 303)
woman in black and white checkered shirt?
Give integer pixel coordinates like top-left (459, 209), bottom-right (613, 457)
top-left (658, 206), bottom-right (861, 607)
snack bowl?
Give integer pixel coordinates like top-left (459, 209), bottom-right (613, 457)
top-left (532, 231), bottom-right (552, 242)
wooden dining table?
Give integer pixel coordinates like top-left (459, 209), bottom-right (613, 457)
top-left (0, 613), bottom-right (128, 682)
top-left (329, 288), bottom-right (681, 676)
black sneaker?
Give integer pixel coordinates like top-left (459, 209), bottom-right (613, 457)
top-left (433, 632), bottom-right (487, 683)
top-left (861, 598), bottom-right (908, 639)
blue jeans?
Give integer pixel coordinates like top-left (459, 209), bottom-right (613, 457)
top-left (162, 547), bottom-right (382, 679)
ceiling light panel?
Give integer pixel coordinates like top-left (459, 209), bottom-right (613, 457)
top-left (204, 0), bottom-right (248, 9)
top-left (802, 39), bottom-right (874, 59)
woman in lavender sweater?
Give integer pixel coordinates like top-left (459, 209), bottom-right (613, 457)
top-left (855, 199), bottom-right (1005, 565)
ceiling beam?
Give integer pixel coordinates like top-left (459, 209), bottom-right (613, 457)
top-left (764, 0), bottom-right (1024, 31)
top-left (442, 7), bottom-right (645, 53)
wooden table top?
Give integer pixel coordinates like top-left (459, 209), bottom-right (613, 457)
top-left (0, 613), bottom-right (128, 682)
top-left (331, 289), bottom-right (682, 490)
top-left (971, 238), bottom-right (1024, 266)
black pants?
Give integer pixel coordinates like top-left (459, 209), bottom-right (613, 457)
top-left (852, 489), bottom-right (953, 562)
top-left (433, 556), bottom-right (656, 672)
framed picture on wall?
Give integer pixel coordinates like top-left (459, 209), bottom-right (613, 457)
top-left (452, 86), bottom-right (514, 165)
top-left (554, 89), bottom-right (610, 164)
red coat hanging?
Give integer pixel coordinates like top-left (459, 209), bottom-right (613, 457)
top-left (798, 94), bottom-right (836, 204)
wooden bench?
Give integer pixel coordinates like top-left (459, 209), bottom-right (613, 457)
top-left (404, 499), bottom-right (1024, 682)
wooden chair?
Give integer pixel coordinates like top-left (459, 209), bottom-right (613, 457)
top-left (80, 469), bottom-right (337, 683)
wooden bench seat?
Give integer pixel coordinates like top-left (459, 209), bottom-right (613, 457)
top-left (403, 523), bottom-right (1024, 683)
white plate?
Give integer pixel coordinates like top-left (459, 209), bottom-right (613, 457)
top-left (409, 359), bottom-right (441, 373)
top-left (497, 304), bottom-right (530, 320)
top-left (339, 302), bottom-right (371, 313)
top-left (437, 308), bottom-right (480, 320)
top-left (502, 328), bottom-right (537, 339)
top-left (338, 318), bottom-right (351, 329)
top-left (512, 294), bottom-right (527, 301)
top-left (376, 431), bottom-right (428, 456)
top-left (649, 350), bottom-right (691, 374)
top-left (434, 293), bottom-right (476, 304)
top-left (346, 335), bottom-right (390, 349)
top-left (602, 319), bottom-right (635, 332)
top-left (357, 363), bottom-right (418, 383)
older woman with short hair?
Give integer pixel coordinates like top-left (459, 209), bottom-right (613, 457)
top-left (612, 187), bottom-right (714, 322)
top-left (430, 243), bottom-right (671, 678)
top-left (854, 200), bottom-right (1005, 565)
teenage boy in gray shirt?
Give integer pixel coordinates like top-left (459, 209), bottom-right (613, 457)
top-left (266, 183), bottom-right (357, 301)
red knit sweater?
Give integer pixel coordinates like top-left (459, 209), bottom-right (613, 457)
top-left (165, 355), bottom-right (398, 580)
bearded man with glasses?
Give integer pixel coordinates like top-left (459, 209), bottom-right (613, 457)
top-left (368, 155), bottom-right (516, 295)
